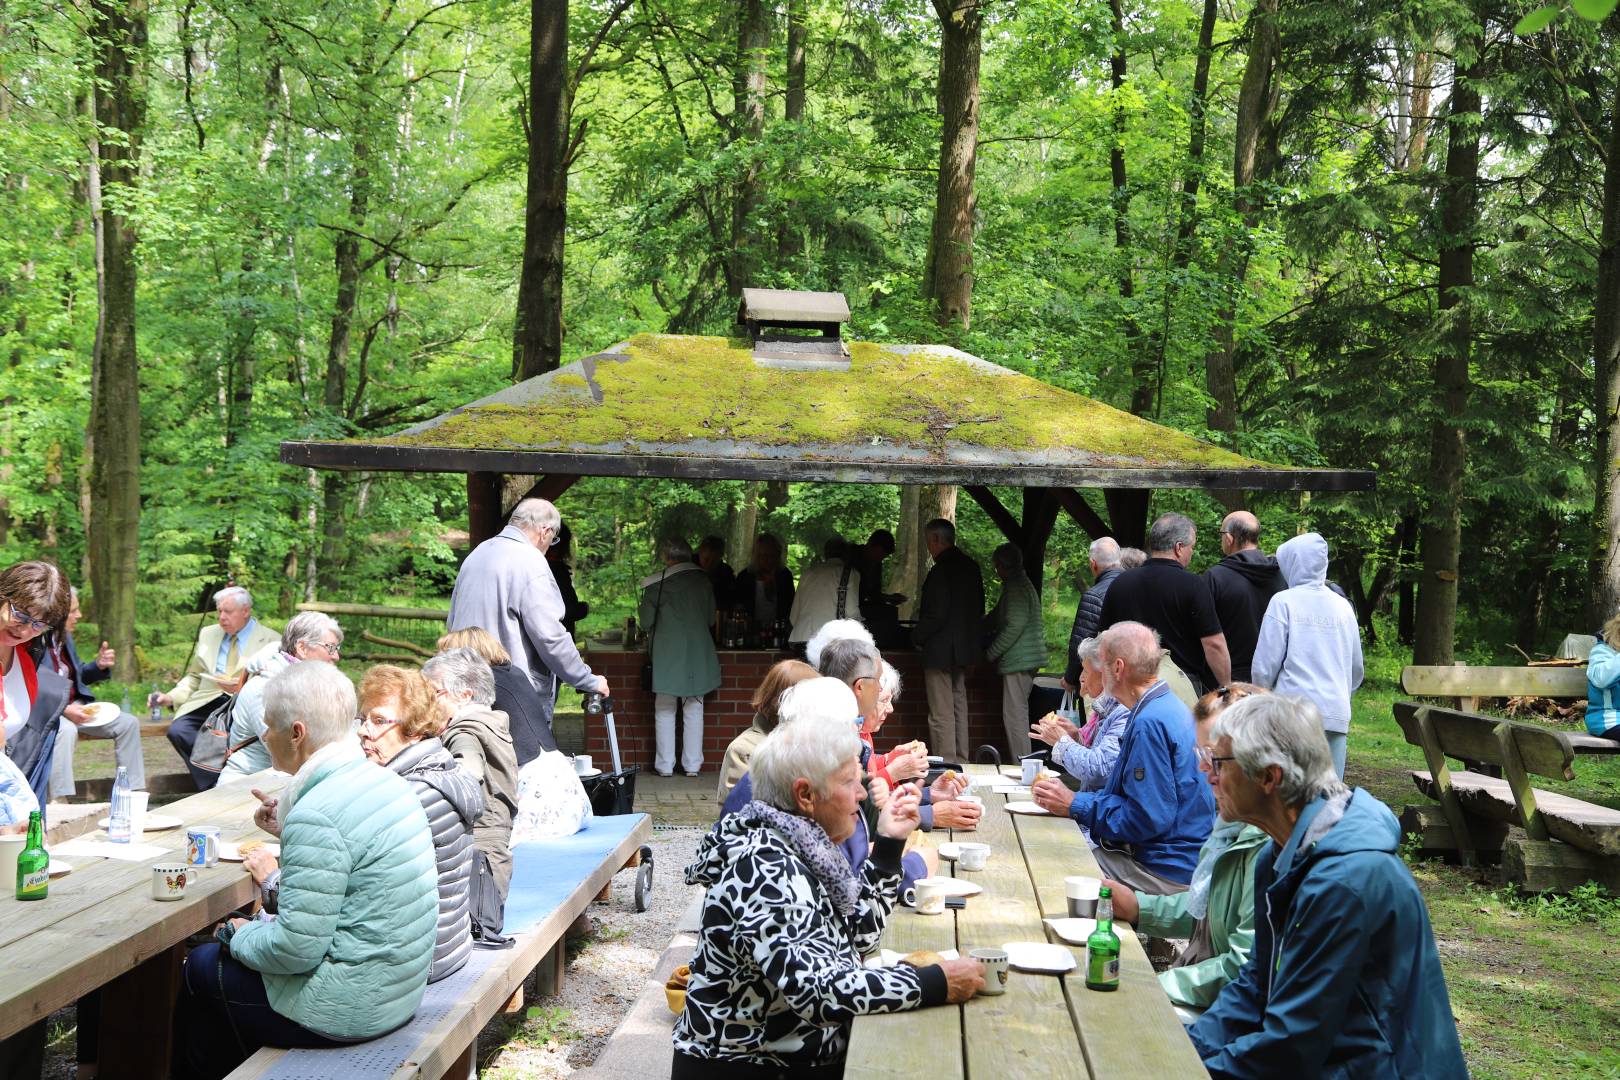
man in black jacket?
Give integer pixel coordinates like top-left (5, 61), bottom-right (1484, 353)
top-left (912, 519), bottom-right (985, 759)
top-left (1203, 511), bottom-right (1286, 682)
top-left (1062, 537), bottom-right (1124, 690)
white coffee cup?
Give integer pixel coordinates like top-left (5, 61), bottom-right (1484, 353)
top-left (969, 947), bottom-right (1010, 995)
top-left (128, 790), bottom-right (150, 843)
top-left (1066, 874), bottom-right (1102, 918)
top-left (574, 755), bottom-right (593, 775)
top-left (0, 834), bottom-right (24, 890)
top-left (904, 877), bottom-right (950, 915)
top-left (152, 863), bottom-right (190, 902)
top-left (1020, 757), bottom-right (1041, 785)
top-left (956, 842), bottom-right (990, 871)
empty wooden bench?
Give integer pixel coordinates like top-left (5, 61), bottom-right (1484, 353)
top-left (1400, 665), bottom-right (1619, 756)
top-left (1393, 701), bottom-right (1620, 891)
top-left (227, 811), bottom-right (653, 1080)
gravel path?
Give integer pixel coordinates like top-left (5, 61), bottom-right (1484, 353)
top-left (479, 826), bottom-right (705, 1078)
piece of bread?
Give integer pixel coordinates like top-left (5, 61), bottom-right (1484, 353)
top-left (666, 964), bottom-right (691, 990)
top-left (901, 950), bottom-right (946, 968)
top-left (237, 840), bottom-right (265, 855)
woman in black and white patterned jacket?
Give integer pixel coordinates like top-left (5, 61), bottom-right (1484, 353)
top-left (673, 713), bottom-right (984, 1079)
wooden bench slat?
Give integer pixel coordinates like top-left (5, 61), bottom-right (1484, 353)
top-left (1411, 771), bottom-right (1620, 856)
top-left (1393, 702), bottom-right (1575, 780)
top-left (1401, 665), bottom-right (1588, 699)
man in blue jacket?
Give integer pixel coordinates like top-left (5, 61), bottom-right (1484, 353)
top-left (1190, 693), bottom-right (1467, 1078)
top-left (1032, 621), bottom-right (1213, 893)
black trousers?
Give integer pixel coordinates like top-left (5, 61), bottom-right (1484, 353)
top-left (672, 1050), bottom-right (845, 1080)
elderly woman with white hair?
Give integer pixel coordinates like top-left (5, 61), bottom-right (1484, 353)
top-left (675, 713), bottom-right (984, 1077)
top-left (176, 662), bottom-right (438, 1080)
top-left (423, 646), bottom-right (519, 942)
top-left (218, 611), bottom-right (345, 782)
top-left (1030, 635), bottom-right (1129, 791)
top-left (1187, 694), bottom-right (1466, 1078)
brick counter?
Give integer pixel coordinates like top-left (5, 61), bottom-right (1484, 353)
top-left (581, 649), bottom-right (1011, 772)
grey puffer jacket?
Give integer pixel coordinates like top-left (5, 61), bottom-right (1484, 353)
top-left (388, 737), bottom-right (483, 984)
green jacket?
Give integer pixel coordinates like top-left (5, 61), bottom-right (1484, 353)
top-left (985, 572), bottom-right (1045, 674)
top-left (640, 563), bottom-right (721, 698)
top-left (229, 754), bottom-right (438, 1038)
top-left (1136, 823), bottom-right (1268, 1010)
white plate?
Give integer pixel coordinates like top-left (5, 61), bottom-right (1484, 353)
top-left (99, 813), bottom-right (184, 832)
top-left (864, 948), bottom-right (959, 968)
top-left (937, 842), bottom-right (963, 860)
top-left (930, 878), bottom-right (982, 898)
top-left (574, 768), bottom-right (602, 779)
top-left (1004, 801), bottom-right (1051, 816)
top-left (78, 702), bottom-right (123, 730)
top-left (47, 857), bottom-right (73, 878)
top-left (1003, 940), bottom-right (1076, 973)
top-left (1044, 917), bottom-right (1098, 945)
top-left (219, 841), bottom-right (280, 863)
top-left (991, 784), bottom-right (1031, 796)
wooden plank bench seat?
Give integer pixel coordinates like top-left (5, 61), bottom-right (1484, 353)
top-left (1399, 665), bottom-right (1619, 756)
top-left (227, 812), bottom-right (653, 1080)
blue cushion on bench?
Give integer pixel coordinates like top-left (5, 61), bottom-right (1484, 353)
top-left (504, 812), bottom-right (649, 934)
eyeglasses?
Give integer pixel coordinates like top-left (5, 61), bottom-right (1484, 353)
top-left (4, 604), bottom-right (49, 635)
top-left (1196, 745), bottom-right (1236, 775)
top-left (356, 713), bottom-right (399, 733)
top-left (312, 640), bottom-right (341, 658)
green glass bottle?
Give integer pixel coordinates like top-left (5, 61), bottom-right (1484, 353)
top-left (16, 810), bottom-right (48, 900)
top-left (1084, 885), bottom-right (1120, 991)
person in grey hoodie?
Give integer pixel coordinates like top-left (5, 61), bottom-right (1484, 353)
top-left (1250, 533), bottom-right (1364, 777)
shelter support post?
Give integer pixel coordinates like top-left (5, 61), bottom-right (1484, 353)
top-left (468, 471), bottom-right (503, 547)
top-left (1050, 488), bottom-right (1110, 540)
top-left (1103, 488), bottom-right (1151, 548)
top-left (1019, 489), bottom-right (1060, 595)
top-left (964, 485), bottom-right (1023, 544)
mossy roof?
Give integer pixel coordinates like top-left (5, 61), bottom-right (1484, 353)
top-left (280, 334), bottom-right (1373, 492)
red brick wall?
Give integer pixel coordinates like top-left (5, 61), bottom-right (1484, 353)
top-left (581, 649), bottom-right (1011, 770)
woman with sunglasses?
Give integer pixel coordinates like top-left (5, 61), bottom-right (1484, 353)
top-left (0, 561), bottom-right (74, 811)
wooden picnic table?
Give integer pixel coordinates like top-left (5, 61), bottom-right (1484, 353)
top-left (0, 774), bottom-right (284, 1079)
top-left (845, 764), bottom-right (1207, 1080)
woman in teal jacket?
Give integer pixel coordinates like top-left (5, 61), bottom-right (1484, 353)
top-left (985, 544), bottom-right (1046, 758)
top-left (1585, 614), bottom-right (1620, 740)
top-left (175, 662), bottom-right (438, 1080)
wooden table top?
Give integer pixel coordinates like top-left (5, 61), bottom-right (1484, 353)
top-left (845, 764), bottom-right (1207, 1080)
top-left (0, 775), bottom-right (285, 1041)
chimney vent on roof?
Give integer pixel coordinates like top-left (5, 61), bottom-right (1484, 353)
top-left (738, 288), bottom-right (851, 370)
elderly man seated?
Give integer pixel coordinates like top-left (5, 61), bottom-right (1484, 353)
top-left (1032, 621), bottom-right (1213, 894)
top-left (217, 612), bottom-right (345, 783)
top-left (1188, 694), bottom-right (1467, 1078)
top-left (155, 585), bottom-right (279, 763)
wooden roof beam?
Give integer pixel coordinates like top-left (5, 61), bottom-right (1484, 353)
top-left (965, 485), bottom-right (1024, 545)
top-left (1049, 488), bottom-right (1110, 541)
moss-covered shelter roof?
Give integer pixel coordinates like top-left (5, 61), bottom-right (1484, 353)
top-left (280, 334), bottom-right (1373, 492)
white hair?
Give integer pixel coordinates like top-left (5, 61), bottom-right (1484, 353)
top-left (214, 585), bottom-right (252, 611)
top-left (282, 611), bottom-right (343, 653)
top-left (804, 618), bottom-right (874, 670)
top-left (1211, 694), bottom-right (1348, 807)
top-left (422, 648), bottom-right (497, 707)
top-left (751, 714), bottom-right (863, 809)
top-left (1076, 635), bottom-right (1103, 667)
top-left (777, 677), bottom-right (859, 727)
top-left (509, 498), bottom-right (561, 538)
top-left (1098, 621), bottom-right (1162, 681)
top-left (263, 661), bottom-right (357, 750)
top-left (878, 659), bottom-right (901, 701)
top-left (1089, 537), bottom-right (1121, 568)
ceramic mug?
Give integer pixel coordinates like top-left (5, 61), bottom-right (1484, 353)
top-left (904, 877), bottom-right (950, 915)
top-left (574, 755), bottom-right (593, 776)
top-left (152, 863), bottom-right (189, 901)
top-left (956, 842), bottom-right (991, 871)
top-left (1066, 874), bottom-right (1102, 918)
top-left (969, 947), bottom-right (1010, 996)
top-left (1020, 757), bottom-right (1041, 785)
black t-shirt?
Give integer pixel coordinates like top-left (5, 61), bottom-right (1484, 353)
top-left (1097, 558), bottom-right (1224, 690)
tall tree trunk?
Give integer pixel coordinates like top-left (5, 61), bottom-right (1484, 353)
top-left (1591, 71), bottom-right (1620, 625)
top-left (728, 482), bottom-right (761, 576)
top-left (1105, 0), bottom-right (1148, 417)
top-left (86, 0), bottom-right (145, 680)
top-left (1413, 46), bottom-right (1482, 665)
top-left (888, 485), bottom-right (957, 619)
top-left (513, 0), bottom-right (569, 381)
top-left (785, 0), bottom-right (806, 122)
top-left (922, 0), bottom-right (981, 329)
top-left (729, 0), bottom-right (768, 295)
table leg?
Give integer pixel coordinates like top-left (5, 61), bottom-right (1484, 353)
top-left (97, 942), bottom-right (183, 1080)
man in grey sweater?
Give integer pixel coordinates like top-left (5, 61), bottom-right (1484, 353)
top-left (448, 499), bottom-right (608, 724)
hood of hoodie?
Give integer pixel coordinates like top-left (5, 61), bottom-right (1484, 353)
top-left (1275, 532), bottom-right (1329, 589)
top-left (1271, 788), bottom-right (1399, 887)
top-left (389, 736), bottom-right (483, 827)
top-left (686, 804), bottom-right (783, 887)
top-left (448, 704), bottom-right (515, 747)
top-left (1216, 548), bottom-right (1284, 587)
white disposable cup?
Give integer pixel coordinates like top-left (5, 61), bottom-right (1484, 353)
top-left (957, 842), bottom-right (991, 871)
top-left (1066, 874), bottom-right (1102, 918)
top-left (574, 755), bottom-right (593, 775)
top-left (152, 863), bottom-right (189, 901)
top-left (0, 834), bottom-right (24, 889)
top-left (969, 947), bottom-right (1010, 995)
top-left (905, 877), bottom-right (950, 915)
top-left (128, 790), bottom-right (150, 843)
top-left (1021, 758), bottom-right (1040, 785)
top-left (957, 794), bottom-right (984, 811)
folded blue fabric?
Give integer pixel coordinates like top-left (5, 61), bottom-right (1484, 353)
top-left (503, 813), bottom-right (649, 935)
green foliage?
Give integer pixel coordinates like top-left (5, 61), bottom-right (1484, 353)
top-left (1494, 882), bottom-right (1620, 924)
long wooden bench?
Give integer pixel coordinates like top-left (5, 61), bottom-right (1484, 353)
top-left (227, 812), bottom-right (653, 1080)
top-left (1400, 665), bottom-right (1619, 756)
top-left (1393, 701), bottom-right (1620, 891)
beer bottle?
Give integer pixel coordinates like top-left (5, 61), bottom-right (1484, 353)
top-left (16, 810), bottom-right (49, 900)
top-left (1084, 885), bottom-right (1120, 991)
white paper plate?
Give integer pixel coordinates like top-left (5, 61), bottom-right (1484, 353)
top-left (1044, 917), bottom-right (1098, 945)
top-left (1004, 801), bottom-right (1051, 816)
top-left (77, 702), bottom-right (123, 730)
top-left (864, 947), bottom-right (959, 968)
top-left (1003, 941), bottom-right (1076, 973)
top-left (99, 813), bottom-right (183, 832)
top-left (992, 784), bottom-right (1031, 796)
top-left (219, 841), bottom-right (280, 863)
top-left (925, 877), bottom-right (982, 898)
top-left (47, 857), bottom-right (72, 877)
top-left (574, 768), bottom-right (602, 779)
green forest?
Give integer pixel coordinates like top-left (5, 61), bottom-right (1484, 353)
top-left (4, 0), bottom-right (1620, 675)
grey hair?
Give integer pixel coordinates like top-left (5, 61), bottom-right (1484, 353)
top-left (1211, 694), bottom-right (1348, 807)
top-left (804, 618), bottom-right (874, 670)
top-left (214, 585), bottom-right (253, 611)
top-left (1119, 547), bottom-right (1147, 570)
top-left (924, 518), bottom-right (956, 545)
top-left (878, 659), bottom-right (901, 701)
top-left (1147, 512), bottom-right (1196, 554)
top-left (282, 611), bottom-right (343, 654)
top-left (1089, 537), bottom-right (1121, 568)
top-left (422, 648), bottom-right (497, 707)
top-left (661, 536), bottom-right (694, 563)
top-left (818, 636), bottom-right (881, 687)
top-left (509, 498), bottom-right (561, 538)
top-left (750, 714), bottom-right (863, 809)
top-left (1097, 621), bottom-right (1162, 680)
top-left (1075, 635), bottom-right (1103, 668)
top-left (992, 542), bottom-right (1023, 575)
top-left (263, 661), bottom-right (357, 749)
top-left (776, 677), bottom-right (859, 727)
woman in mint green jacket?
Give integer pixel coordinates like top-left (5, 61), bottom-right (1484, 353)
top-left (175, 662), bottom-right (438, 1080)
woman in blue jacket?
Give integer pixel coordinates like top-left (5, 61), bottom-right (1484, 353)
top-left (1585, 615), bottom-right (1620, 740)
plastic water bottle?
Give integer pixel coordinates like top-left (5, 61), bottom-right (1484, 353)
top-left (108, 766), bottom-right (132, 843)
top-left (120, 687), bottom-right (132, 715)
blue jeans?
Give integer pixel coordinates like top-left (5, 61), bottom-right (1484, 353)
top-left (1326, 731), bottom-right (1348, 779)
top-left (174, 944), bottom-right (351, 1080)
